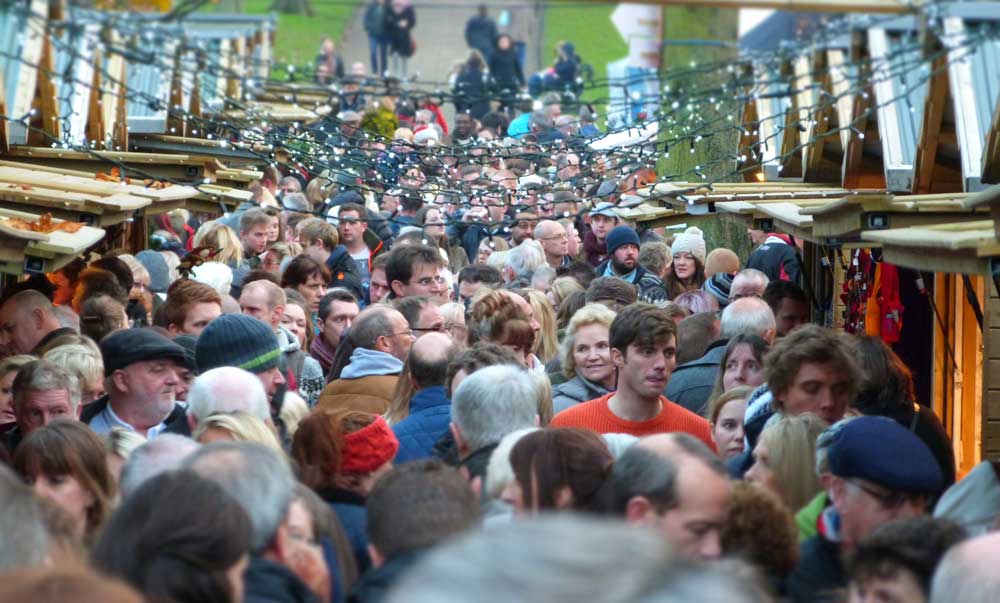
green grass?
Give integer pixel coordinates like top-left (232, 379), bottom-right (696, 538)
top-left (658, 6), bottom-right (739, 184)
top-left (543, 1), bottom-right (628, 105)
top-left (207, 0), bottom-right (360, 68)
top-left (657, 7), bottom-right (744, 253)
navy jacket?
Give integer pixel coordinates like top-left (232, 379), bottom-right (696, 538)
top-left (392, 386), bottom-right (451, 463)
top-left (245, 555), bottom-right (318, 603)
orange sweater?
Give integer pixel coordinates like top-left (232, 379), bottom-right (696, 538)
top-left (550, 392), bottom-right (715, 450)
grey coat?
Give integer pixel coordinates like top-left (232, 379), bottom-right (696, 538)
top-left (552, 375), bottom-right (612, 414)
top-left (664, 342), bottom-right (727, 416)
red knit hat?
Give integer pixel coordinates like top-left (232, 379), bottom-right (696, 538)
top-left (340, 416), bottom-right (399, 474)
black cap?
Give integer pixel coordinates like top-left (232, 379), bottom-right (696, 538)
top-left (100, 328), bottom-right (191, 374)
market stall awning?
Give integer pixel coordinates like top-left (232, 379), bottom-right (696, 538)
top-left (0, 207), bottom-right (105, 275)
top-left (0, 162), bottom-right (197, 226)
top-left (4, 147), bottom-right (263, 189)
top-left (803, 192), bottom-right (986, 240)
top-left (861, 219), bottom-right (1000, 274)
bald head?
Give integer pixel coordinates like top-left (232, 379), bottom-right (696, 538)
top-left (0, 290), bottom-right (63, 354)
top-left (239, 279), bottom-right (286, 330)
top-left (729, 269), bottom-right (769, 301)
top-left (410, 332), bottom-right (458, 390)
top-left (930, 532), bottom-right (1000, 603)
top-left (534, 220), bottom-right (563, 240)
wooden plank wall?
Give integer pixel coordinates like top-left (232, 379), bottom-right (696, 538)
top-left (984, 287), bottom-right (1000, 460)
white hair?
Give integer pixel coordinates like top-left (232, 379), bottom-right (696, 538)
top-left (186, 366), bottom-right (270, 426)
top-left (384, 516), bottom-right (773, 603)
top-left (118, 434), bottom-right (200, 498)
top-left (930, 533), bottom-right (1000, 603)
top-left (505, 240), bottom-right (546, 280)
top-left (720, 297), bottom-right (776, 340)
top-left (485, 427), bottom-right (540, 500)
top-left (191, 261), bottom-right (234, 296)
top-left (184, 442), bottom-right (295, 552)
top-left (729, 269), bottom-right (770, 300)
top-left (452, 365), bottom-right (538, 452)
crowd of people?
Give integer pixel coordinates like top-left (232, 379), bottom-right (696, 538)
top-left (1, 49), bottom-right (999, 603)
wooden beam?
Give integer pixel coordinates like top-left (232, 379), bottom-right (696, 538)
top-left (27, 30), bottom-right (60, 146)
top-left (983, 91), bottom-right (1000, 185)
top-left (617, 0), bottom-right (919, 14)
top-left (913, 54), bottom-right (950, 194)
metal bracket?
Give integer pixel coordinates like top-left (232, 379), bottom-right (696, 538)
top-left (23, 256), bottom-right (44, 275)
top-left (866, 213), bottom-right (889, 229)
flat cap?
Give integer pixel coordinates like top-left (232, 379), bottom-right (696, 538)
top-left (828, 416), bottom-right (944, 495)
top-left (100, 328), bottom-right (190, 374)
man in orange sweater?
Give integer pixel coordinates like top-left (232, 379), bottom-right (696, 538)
top-left (551, 303), bottom-right (714, 449)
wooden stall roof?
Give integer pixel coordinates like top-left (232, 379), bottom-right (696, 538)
top-left (0, 206), bottom-right (105, 275)
top-left (960, 183), bottom-right (1000, 209)
top-left (129, 135), bottom-right (269, 168)
top-left (4, 147), bottom-right (263, 188)
top-left (802, 192), bottom-right (986, 239)
top-left (616, 203), bottom-right (688, 228)
top-left (861, 220), bottom-right (1000, 274)
top-left (713, 197), bottom-right (837, 243)
top-left (643, 181), bottom-right (862, 211)
top-left (220, 101), bottom-right (333, 124)
top-left (0, 162), bottom-right (197, 226)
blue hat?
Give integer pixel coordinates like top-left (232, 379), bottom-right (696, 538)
top-left (605, 225), bottom-right (641, 256)
top-left (828, 416), bottom-right (943, 495)
top-left (195, 314), bottom-right (281, 375)
top-left (136, 250), bottom-right (170, 293)
top-left (703, 273), bottom-right (734, 308)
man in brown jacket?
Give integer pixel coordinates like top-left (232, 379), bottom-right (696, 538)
top-left (316, 305), bottom-right (413, 414)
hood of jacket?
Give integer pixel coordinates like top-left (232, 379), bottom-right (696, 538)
top-left (408, 385), bottom-right (450, 413)
top-left (552, 375), bottom-right (612, 408)
top-left (340, 347), bottom-right (404, 379)
top-left (277, 326), bottom-right (301, 353)
top-left (934, 460), bottom-right (1000, 536)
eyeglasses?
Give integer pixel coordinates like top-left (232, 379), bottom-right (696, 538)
top-left (846, 479), bottom-right (903, 508)
top-left (413, 324), bottom-right (448, 333)
top-left (386, 329), bottom-right (416, 339)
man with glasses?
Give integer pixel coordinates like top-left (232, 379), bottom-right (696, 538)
top-left (385, 243), bottom-right (449, 304)
top-left (317, 305), bottom-right (413, 415)
top-left (534, 220), bottom-right (572, 269)
top-left (394, 296), bottom-right (446, 339)
top-left (788, 416), bottom-right (944, 603)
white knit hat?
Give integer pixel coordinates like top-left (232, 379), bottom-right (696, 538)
top-left (671, 226), bottom-right (707, 264)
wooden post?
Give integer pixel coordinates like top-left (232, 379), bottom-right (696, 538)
top-left (912, 54), bottom-right (950, 194)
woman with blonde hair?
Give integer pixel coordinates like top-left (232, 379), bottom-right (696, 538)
top-left (546, 276), bottom-right (584, 313)
top-left (104, 428), bottom-right (146, 486)
top-left (192, 411), bottom-right (284, 454)
top-left (192, 221), bottom-right (244, 266)
top-left (262, 241), bottom-right (304, 274)
top-left (525, 289), bottom-right (559, 364)
top-left (746, 412), bottom-right (828, 512)
top-left (439, 302), bottom-right (468, 346)
top-left (552, 303), bottom-right (617, 413)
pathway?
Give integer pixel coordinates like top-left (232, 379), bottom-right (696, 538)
top-left (337, 0), bottom-right (544, 122)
